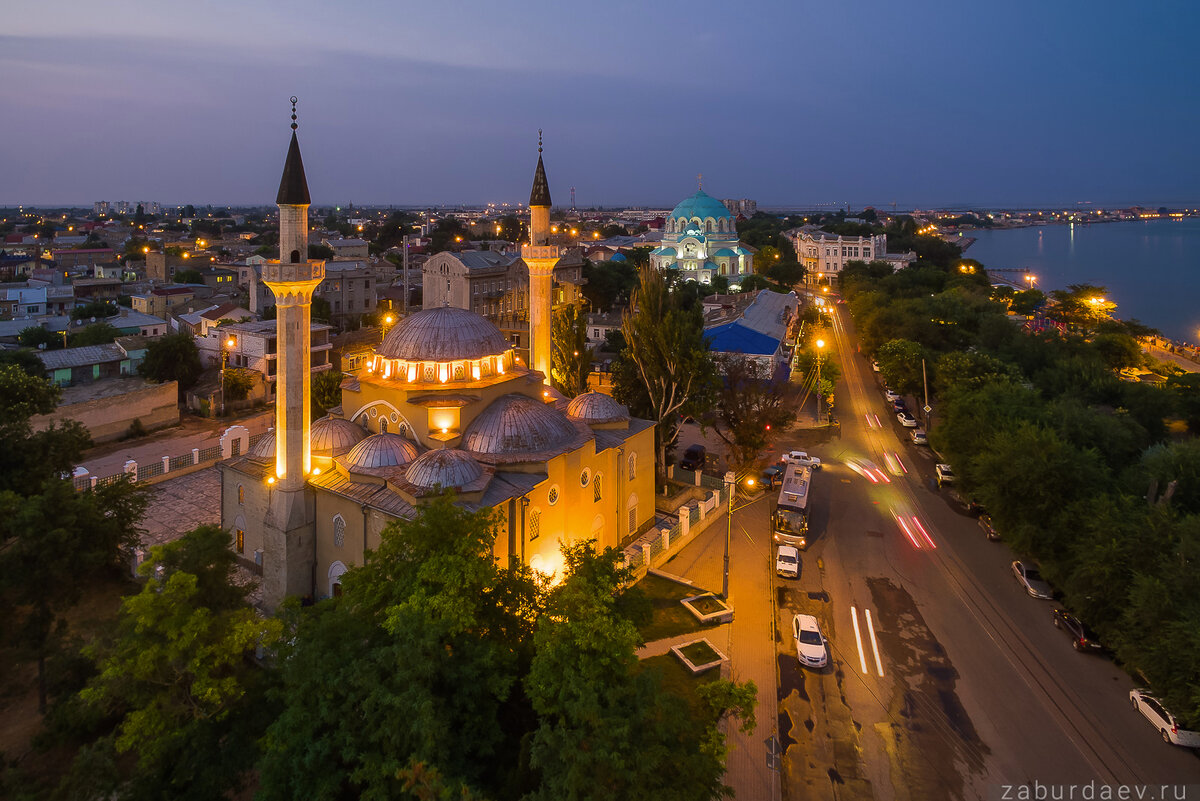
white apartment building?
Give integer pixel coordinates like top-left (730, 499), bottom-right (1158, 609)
top-left (784, 226), bottom-right (888, 285)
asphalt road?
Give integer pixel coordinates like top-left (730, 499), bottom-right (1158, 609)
top-left (716, 297), bottom-right (1200, 800)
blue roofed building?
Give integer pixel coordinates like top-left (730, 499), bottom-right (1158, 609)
top-left (651, 189), bottom-right (756, 286)
top-left (703, 289), bottom-right (798, 376)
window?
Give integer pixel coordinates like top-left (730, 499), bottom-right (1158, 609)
top-left (379, 419), bottom-right (388, 433)
top-left (333, 514), bottom-right (346, 548)
top-left (579, 469), bottom-right (590, 487)
top-left (529, 508), bottom-right (541, 541)
top-left (593, 473), bottom-right (602, 503)
top-left (237, 484), bottom-right (244, 504)
top-left (548, 485), bottom-right (560, 505)
top-left (628, 505), bottom-right (637, 533)
top-left (628, 453), bottom-right (636, 480)
top-left (235, 529), bottom-right (245, 554)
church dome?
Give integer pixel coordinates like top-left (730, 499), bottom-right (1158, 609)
top-left (566, 392), bottom-right (630, 424)
top-left (670, 190), bottom-right (734, 224)
top-left (249, 429), bottom-right (276, 460)
top-left (405, 448), bottom-right (484, 490)
top-left (311, 416), bottom-right (368, 457)
top-left (463, 394), bottom-right (581, 460)
top-left (343, 432), bottom-right (420, 469)
top-left (377, 306), bottom-right (510, 362)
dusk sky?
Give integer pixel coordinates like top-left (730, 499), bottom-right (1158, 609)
top-left (3, 0), bottom-right (1198, 209)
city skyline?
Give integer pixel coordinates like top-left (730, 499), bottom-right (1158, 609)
top-left (3, 0), bottom-right (1199, 207)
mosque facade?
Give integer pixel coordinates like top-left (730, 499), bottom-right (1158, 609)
top-left (220, 118), bottom-right (656, 611)
top-left (650, 189), bottom-right (756, 285)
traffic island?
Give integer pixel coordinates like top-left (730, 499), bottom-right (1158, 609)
top-left (681, 592), bottom-right (733, 625)
top-left (671, 638), bottom-right (727, 675)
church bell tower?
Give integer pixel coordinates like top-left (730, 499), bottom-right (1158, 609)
top-left (258, 98), bottom-right (324, 607)
top-left (522, 130), bottom-right (559, 381)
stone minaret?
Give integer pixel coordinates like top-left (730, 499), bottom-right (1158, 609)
top-left (522, 130), bottom-right (559, 380)
top-left (259, 98), bottom-right (324, 606)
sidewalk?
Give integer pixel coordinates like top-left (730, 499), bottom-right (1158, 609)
top-left (77, 408), bottom-right (274, 477)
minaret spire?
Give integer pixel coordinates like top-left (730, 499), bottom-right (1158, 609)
top-left (522, 129), bottom-right (559, 382)
top-left (277, 97), bottom-right (311, 206)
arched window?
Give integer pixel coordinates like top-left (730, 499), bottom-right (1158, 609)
top-left (529, 508), bottom-right (541, 541)
top-left (328, 561), bottom-right (347, 598)
top-left (332, 514), bottom-right (346, 548)
top-left (237, 484), bottom-right (244, 504)
top-left (235, 528), bottom-right (244, 554)
top-left (593, 473), bottom-right (602, 503)
top-left (627, 494), bottom-right (639, 535)
top-left (289, 249), bottom-right (301, 264)
top-left (628, 452), bottom-right (636, 480)
top-left (379, 419), bottom-right (388, 434)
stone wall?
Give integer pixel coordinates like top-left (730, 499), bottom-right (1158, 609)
top-left (32, 378), bottom-right (179, 443)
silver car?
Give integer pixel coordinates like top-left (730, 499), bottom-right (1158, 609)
top-left (1130, 690), bottom-right (1200, 747)
top-left (1011, 560), bottom-right (1053, 599)
top-left (792, 614), bottom-right (828, 669)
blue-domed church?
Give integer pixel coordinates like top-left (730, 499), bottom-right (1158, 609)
top-left (650, 189), bottom-right (756, 285)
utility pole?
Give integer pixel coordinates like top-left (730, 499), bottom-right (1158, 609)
top-left (402, 234), bottom-right (410, 316)
top-left (922, 358), bottom-right (932, 429)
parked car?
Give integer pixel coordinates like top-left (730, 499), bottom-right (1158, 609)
top-left (935, 463), bottom-right (955, 485)
top-left (1052, 609), bottom-right (1103, 652)
top-left (679, 444), bottom-right (706, 471)
top-left (1130, 690), bottom-right (1200, 747)
top-left (1011, 560), bottom-right (1053, 599)
top-left (792, 613), bottom-right (828, 669)
top-left (782, 450), bottom-right (822, 469)
top-left (977, 513), bottom-right (1000, 541)
top-left (776, 545), bottom-right (800, 578)
top-left (910, 429), bottom-right (928, 446)
top-left (761, 462), bottom-right (785, 489)
top-left (897, 411), bottom-right (918, 428)
top-left (883, 388), bottom-right (901, 402)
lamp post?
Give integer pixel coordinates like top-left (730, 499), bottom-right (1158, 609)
top-left (722, 474), bottom-right (760, 601)
top-left (815, 338), bottom-right (825, 423)
top-left (220, 335), bottom-right (236, 416)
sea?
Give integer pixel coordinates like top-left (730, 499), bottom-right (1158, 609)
top-left (960, 218), bottom-right (1200, 343)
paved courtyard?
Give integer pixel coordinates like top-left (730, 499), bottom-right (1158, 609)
top-left (139, 467), bottom-right (221, 547)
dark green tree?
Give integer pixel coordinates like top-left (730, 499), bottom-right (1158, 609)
top-left (551, 304), bottom-right (592, 398)
top-left (704, 354), bottom-right (796, 469)
top-left (311, 369), bottom-right (344, 418)
top-left (69, 322), bottom-right (120, 347)
top-left (138, 333), bottom-right (202, 394)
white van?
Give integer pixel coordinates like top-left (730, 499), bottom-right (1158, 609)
top-left (776, 545), bottom-right (800, 578)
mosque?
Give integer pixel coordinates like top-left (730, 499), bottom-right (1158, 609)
top-left (220, 110), bottom-right (656, 611)
top-left (650, 188), bottom-right (756, 285)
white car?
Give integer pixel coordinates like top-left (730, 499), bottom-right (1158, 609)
top-left (775, 545), bottom-right (799, 578)
top-left (1130, 690), bottom-right (1200, 747)
top-left (883, 388), bottom-right (901, 402)
top-left (897, 411), bottom-right (918, 428)
top-left (871, 360), bottom-right (881, 372)
top-left (1011, 560), bottom-right (1053, 599)
top-left (792, 614), bottom-right (828, 669)
top-left (935, 463), bottom-right (955, 485)
top-left (782, 450), bottom-right (822, 469)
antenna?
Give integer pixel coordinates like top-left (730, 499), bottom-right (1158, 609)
top-left (570, 186), bottom-right (576, 211)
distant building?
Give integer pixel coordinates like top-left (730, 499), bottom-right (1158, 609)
top-left (198, 318), bottom-right (334, 400)
top-left (784, 226), bottom-right (893, 285)
top-left (322, 237), bottom-right (370, 260)
top-left (131, 286), bottom-right (196, 319)
top-left (651, 190), bottom-right (756, 286)
top-left (703, 289), bottom-right (798, 375)
top-left (722, 198), bottom-right (757, 217)
top-left (70, 277), bottom-right (123, 302)
top-left (53, 248), bottom-right (115, 269)
top-left (145, 251), bottom-right (192, 282)
top-left (93, 201), bottom-right (111, 215)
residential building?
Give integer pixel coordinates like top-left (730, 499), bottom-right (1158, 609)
top-left (322, 237), bottom-right (370, 260)
top-left (704, 289), bottom-right (798, 375)
top-left (722, 198), bottom-right (757, 217)
top-left (53, 248), bottom-right (115, 269)
top-left (199, 318), bottom-right (334, 399)
top-left (784, 226), bottom-right (910, 284)
top-left (131, 286), bottom-right (195, 318)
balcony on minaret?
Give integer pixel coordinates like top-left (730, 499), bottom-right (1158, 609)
top-left (521, 245), bottom-right (560, 264)
top-left (262, 259), bottom-right (325, 286)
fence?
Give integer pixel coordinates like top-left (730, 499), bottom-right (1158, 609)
top-left (73, 427), bottom-right (271, 491)
top-left (623, 479), bottom-right (734, 577)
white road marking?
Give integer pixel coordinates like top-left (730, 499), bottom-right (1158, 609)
top-left (850, 605), bottom-right (869, 674)
top-left (865, 608), bottom-right (885, 677)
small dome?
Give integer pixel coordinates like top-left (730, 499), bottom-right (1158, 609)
top-left (463, 394), bottom-right (580, 459)
top-left (610, 252), bottom-right (627, 262)
top-left (405, 448), bottom-right (484, 490)
top-left (377, 306), bottom-right (510, 362)
top-left (712, 247), bottom-right (735, 258)
top-left (566, 392), bottom-right (630, 424)
top-left (670, 190), bottom-right (734, 224)
top-left (311, 416), bottom-right (368, 457)
top-left (344, 432), bottom-right (420, 469)
top-left (249, 430), bottom-right (276, 460)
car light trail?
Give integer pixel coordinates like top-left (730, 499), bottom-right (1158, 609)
top-left (893, 452), bottom-right (908, 474)
top-left (873, 414), bottom-right (881, 427)
top-left (864, 414), bottom-right (875, 428)
top-left (896, 515), bottom-right (922, 549)
top-left (865, 609), bottom-right (885, 677)
top-left (850, 606), bottom-right (869, 674)
top-left (875, 469), bottom-right (891, 484)
top-left (912, 516), bottom-right (936, 549)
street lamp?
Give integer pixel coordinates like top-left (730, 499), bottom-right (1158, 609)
top-left (723, 474), bottom-right (762, 601)
top-left (220, 335), bottom-right (236, 416)
top-left (815, 339), bottom-right (825, 422)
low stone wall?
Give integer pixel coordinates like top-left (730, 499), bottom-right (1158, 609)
top-left (33, 378), bottom-right (179, 444)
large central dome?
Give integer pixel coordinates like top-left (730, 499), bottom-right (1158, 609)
top-left (670, 190), bottom-right (734, 225)
top-left (378, 306), bottom-right (511, 362)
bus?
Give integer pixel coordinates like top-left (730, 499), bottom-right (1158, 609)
top-left (773, 462), bottom-right (812, 549)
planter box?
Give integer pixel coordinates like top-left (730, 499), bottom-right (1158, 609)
top-left (680, 592), bottom-right (733, 625)
top-left (671, 637), bottom-right (727, 675)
